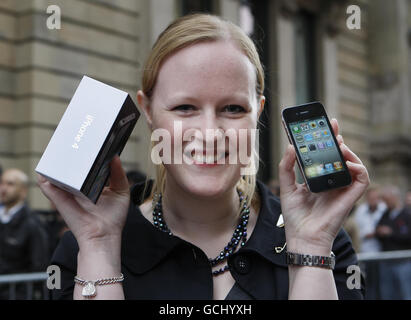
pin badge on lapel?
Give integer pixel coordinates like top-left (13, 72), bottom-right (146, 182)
top-left (274, 214), bottom-right (286, 254)
top-left (274, 242), bottom-right (287, 254)
top-left (276, 214), bottom-right (284, 228)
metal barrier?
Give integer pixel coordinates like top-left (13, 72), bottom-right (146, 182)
top-left (357, 249), bottom-right (411, 262)
top-left (0, 272), bottom-right (49, 300)
top-left (357, 250), bottom-right (411, 300)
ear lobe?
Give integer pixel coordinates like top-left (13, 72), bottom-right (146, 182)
top-left (137, 90), bottom-right (153, 129)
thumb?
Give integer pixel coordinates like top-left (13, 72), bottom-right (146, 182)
top-left (108, 155), bottom-right (129, 194)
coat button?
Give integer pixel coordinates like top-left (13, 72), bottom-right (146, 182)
top-left (233, 255), bottom-right (251, 275)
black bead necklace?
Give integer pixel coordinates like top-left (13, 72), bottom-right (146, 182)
top-left (151, 189), bottom-right (250, 276)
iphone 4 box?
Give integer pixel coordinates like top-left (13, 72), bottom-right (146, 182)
top-left (35, 75), bottom-right (140, 203)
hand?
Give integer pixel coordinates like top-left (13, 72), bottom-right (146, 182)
top-left (376, 225), bottom-right (392, 237)
top-left (37, 156), bottom-right (130, 250)
top-left (279, 119), bottom-right (370, 255)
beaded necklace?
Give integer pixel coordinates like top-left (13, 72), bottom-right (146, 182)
top-left (151, 189), bottom-right (250, 276)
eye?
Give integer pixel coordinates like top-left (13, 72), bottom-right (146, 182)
top-left (172, 104), bottom-right (196, 112)
top-left (223, 105), bottom-right (246, 113)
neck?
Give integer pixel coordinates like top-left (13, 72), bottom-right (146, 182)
top-left (161, 177), bottom-right (240, 239)
top-left (4, 201), bottom-right (23, 213)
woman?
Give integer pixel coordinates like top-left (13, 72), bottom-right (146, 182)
top-left (38, 14), bottom-right (369, 300)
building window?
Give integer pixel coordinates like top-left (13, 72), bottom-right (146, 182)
top-left (295, 11), bottom-right (317, 104)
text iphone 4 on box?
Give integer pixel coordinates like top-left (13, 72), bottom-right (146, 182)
top-left (281, 101), bottom-right (352, 193)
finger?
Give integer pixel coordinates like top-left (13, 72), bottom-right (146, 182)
top-left (108, 156), bottom-right (130, 194)
top-left (330, 119), bottom-right (345, 146)
top-left (342, 161), bottom-right (370, 205)
top-left (37, 175), bottom-right (86, 218)
top-left (346, 160), bottom-right (369, 184)
top-left (341, 143), bottom-right (363, 165)
top-left (336, 134), bottom-right (344, 145)
top-left (37, 174), bottom-right (56, 207)
top-left (278, 144), bottom-right (297, 195)
top-left (330, 118), bottom-right (339, 137)
top-left (333, 161), bottom-right (369, 208)
top-left (37, 174), bottom-right (70, 204)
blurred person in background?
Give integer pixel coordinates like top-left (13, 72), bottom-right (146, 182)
top-left (34, 201), bottom-right (68, 262)
top-left (354, 187), bottom-right (386, 253)
top-left (376, 186), bottom-right (411, 251)
top-left (405, 190), bottom-right (411, 210)
top-left (375, 185), bottom-right (411, 300)
top-left (0, 168), bottom-right (49, 299)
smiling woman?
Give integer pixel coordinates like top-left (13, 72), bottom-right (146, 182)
top-left (138, 14), bottom-right (266, 220)
top-left (38, 13), bottom-right (369, 301)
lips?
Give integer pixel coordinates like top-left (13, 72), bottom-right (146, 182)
top-left (184, 149), bottom-right (229, 164)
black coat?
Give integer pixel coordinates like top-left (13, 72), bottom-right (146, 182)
top-left (0, 205), bottom-right (49, 274)
top-left (50, 180), bottom-right (364, 300)
top-left (376, 207), bottom-right (411, 251)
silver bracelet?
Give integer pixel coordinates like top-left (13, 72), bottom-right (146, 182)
top-left (74, 273), bottom-right (124, 298)
top-left (286, 252), bottom-right (336, 270)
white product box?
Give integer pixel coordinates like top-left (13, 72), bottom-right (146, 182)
top-left (35, 75), bottom-right (140, 203)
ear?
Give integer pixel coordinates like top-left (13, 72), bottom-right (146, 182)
top-left (20, 186), bottom-right (28, 203)
top-left (257, 95), bottom-right (265, 118)
top-left (137, 90), bottom-right (153, 130)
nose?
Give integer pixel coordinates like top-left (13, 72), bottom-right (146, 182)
top-left (199, 108), bottom-right (221, 131)
top-left (198, 109), bottom-right (224, 149)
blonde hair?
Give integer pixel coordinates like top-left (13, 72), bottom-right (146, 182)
top-left (141, 13), bottom-right (264, 215)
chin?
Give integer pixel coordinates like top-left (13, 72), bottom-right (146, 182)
top-left (167, 164), bottom-right (240, 198)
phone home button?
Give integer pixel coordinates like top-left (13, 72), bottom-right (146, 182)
top-left (327, 178), bottom-right (335, 186)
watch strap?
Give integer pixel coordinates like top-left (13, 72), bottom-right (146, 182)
top-left (286, 251), bottom-right (336, 270)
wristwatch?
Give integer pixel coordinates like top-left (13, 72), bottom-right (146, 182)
top-left (286, 251), bottom-right (336, 270)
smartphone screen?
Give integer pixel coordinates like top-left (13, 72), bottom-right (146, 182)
top-left (288, 116), bottom-right (346, 179)
top-left (282, 102), bottom-right (351, 192)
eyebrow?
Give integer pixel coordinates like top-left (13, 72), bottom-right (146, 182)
top-left (163, 92), bottom-right (253, 106)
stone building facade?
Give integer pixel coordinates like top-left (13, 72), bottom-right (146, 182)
top-left (0, 0), bottom-right (409, 209)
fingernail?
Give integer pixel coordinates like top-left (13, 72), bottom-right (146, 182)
top-left (37, 174), bottom-right (46, 183)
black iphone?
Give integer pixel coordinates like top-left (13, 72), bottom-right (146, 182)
top-left (281, 101), bottom-right (352, 193)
